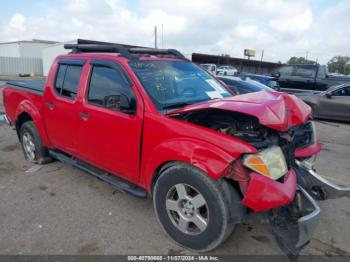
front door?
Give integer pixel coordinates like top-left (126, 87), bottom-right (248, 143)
top-left (77, 59), bottom-right (143, 183)
top-left (317, 86), bottom-right (350, 120)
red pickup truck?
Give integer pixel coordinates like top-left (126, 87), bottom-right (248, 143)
top-left (2, 43), bottom-right (349, 256)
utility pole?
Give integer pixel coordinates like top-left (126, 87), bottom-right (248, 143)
top-left (305, 50), bottom-right (309, 60)
top-left (259, 50), bottom-right (264, 73)
top-left (161, 24), bottom-right (164, 48)
top-left (154, 26), bottom-right (158, 49)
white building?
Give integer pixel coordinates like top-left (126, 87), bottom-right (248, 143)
top-left (0, 39), bottom-right (57, 59)
top-left (0, 39), bottom-right (58, 76)
top-left (42, 40), bottom-right (76, 76)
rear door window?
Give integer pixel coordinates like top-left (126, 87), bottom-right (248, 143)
top-left (54, 64), bottom-right (83, 99)
top-left (55, 65), bottom-right (67, 94)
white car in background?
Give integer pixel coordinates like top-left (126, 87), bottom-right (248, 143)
top-left (216, 65), bottom-right (238, 76)
top-left (200, 63), bottom-right (217, 74)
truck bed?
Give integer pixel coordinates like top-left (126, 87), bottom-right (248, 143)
top-left (6, 80), bottom-right (46, 95)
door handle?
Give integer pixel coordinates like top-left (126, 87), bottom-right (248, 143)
top-left (79, 112), bottom-right (91, 121)
top-left (46, 102), bottom-right (55, 110)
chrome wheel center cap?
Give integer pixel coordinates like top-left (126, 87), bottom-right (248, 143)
top-left (181, 200), bottom-right (195, 217)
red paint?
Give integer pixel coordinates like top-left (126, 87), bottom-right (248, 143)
top-left (2, 52), bottom-right (319, 212)
top-left (224, 159), bottom-right (250, 194)
top-left (295, 140), bottom-right (321, 158)
top-left (169, 91), bottom-right (311, 132)
top-left (242, 169), bottom-right (297, 212)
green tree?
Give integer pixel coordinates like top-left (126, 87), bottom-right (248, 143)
top-left (327, 56), bottom-right (350, 75)
top-left (287, 56), bottom-right (316, 65)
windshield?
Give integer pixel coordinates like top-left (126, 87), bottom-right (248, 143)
top-left (130, 60), bottom-right (232, 110)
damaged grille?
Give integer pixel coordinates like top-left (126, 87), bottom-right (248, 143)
top-left (288, 121), bottom-right (315, 149)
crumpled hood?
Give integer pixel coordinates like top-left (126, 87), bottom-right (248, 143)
top-left (168, 91), bottom-right (311, 132)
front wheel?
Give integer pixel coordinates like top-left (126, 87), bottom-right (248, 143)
top-left (153, 163), bottom-right (238, 252)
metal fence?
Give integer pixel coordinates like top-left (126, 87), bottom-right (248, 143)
top-left (0, 56), bottom-right (43, 76)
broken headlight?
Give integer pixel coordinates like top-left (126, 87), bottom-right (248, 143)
top-left (243, 146), bottom-right (288, 180)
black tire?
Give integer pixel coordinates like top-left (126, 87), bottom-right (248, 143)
top-left (153, 163), bottom-right (240, 252)
top-left (19, 121), bottom-right (52, 164)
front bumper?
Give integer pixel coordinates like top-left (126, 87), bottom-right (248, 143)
top-left (296, 160), bottom-right (350, 200)
top-left (242, 169), bottom-right (297, 212)
top-left (271, 185), bottom-right (320, 257)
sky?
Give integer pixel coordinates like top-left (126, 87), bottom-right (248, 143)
top-left (0, 0), bottom-right (349, 63)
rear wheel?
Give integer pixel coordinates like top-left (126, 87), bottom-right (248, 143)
top-left (153, 163), bottom-right (239, 252)
top-left (19, 121), bottom-right (52, 164)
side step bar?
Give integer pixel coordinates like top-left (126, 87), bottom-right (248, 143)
top-left (49, 150), bottom-right (147, 198)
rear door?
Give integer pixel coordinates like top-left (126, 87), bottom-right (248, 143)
top-left (44, 59), bottom-right (85, 155)
top-left (77, 59), bottom-right (143, 183)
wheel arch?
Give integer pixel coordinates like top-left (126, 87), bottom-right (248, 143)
top-left (15, 111), bottom-right (33, 138)
top-left (15, 100), bottom-right (52, 147)
top-left (143, 138), bottom-right (237, 194)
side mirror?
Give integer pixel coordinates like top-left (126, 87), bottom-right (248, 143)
top-left (104, 94), bottom-right (136, 114)
top-left (325, 93), bottom-right (332, 99)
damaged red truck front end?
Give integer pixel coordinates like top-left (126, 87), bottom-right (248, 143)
top-left (168, 90), bottom-right (347, 256)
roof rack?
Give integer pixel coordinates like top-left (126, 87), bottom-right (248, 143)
top-left (64, 44), bottom-right (187, 60)
top-left (64, 44), bottom-right (132, 59)
top-left (128, 48), bottom-right (187, 59)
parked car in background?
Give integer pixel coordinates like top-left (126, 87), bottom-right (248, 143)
top-left (218, 76), bottom-right (274, 95)
top-left (216, 65), bottom-right (238, 76)
top-left (235, 72), bottom-right (280, 91)
top-left (200, 63), bottom-right (217, 74)
top-left (271, 64), bottom-right (350, 93)
top-left (295, 84), bottom-right (350, 122)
